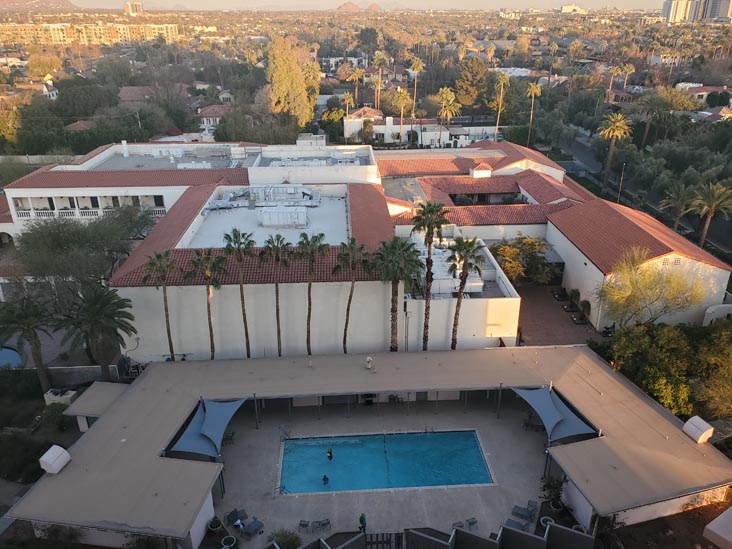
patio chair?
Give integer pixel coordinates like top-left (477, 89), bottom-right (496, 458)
top-left (298, 520), bottom-right (310, 532)
top-left (451, 521), bottom-right (464, 529)
top-left (242, 517), bottom-right (264, 540)
top-left (225, 509), bottom-right (248, 527)
top-left (465, 517), bottom-right (478, 530)
top-left (222, 431), bottom-right (235, 446)
top-left (319, 519), bottom-right (331, 531)
top-left (504, 518), bottom-right (528, 531)
top-left (511, 505), bottom-right (536, 521)
top-left (571, 314), bottom-right (588, 325)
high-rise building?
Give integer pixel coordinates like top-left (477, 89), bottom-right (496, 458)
top-left (662, 0), bottom-right (692, 21)
top-left (124, 1), bottom-right (144, 16)
top-left (702, 0), bottom-right (732, 19)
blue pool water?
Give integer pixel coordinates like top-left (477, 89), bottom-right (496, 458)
top-left (0, 347), bottom-right (22, 369)
top-left (280, 431), bottom-right (492, 494)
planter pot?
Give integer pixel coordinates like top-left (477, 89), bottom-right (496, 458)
top-left (540, 516), bottom-right (555, 528)
top-left (221, 535), bottom-right (237, 548)
top-left (549, 500), bottom-right (563, 511)
top-left (572, 524), bottom-right (587, 533)
top-left (208, 522), bottom-right (222, 532)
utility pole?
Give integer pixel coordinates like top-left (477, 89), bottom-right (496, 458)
top-left (617, 162), bottom-right (626, 204)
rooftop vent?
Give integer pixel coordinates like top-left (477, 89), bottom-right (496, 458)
top-left (40, 445), bottom-right (71, 474)
top-left (683, 416), bottom-right (714, 444)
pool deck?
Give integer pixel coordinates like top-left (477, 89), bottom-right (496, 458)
top-left (217, 397), bottom-right (545, 546)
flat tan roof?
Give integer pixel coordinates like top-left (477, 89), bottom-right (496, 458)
top-left (10, 346), bottom-right (732, 538)
top-left (64, 382), bottom-right (128, 418)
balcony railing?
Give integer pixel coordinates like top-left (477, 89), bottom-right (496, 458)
top-left (15, 206), bottom-right (167, 220)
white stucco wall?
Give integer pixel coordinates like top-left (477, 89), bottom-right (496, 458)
top-left (459, 224), bottom-right (547, 242)
top-left (187, 492), bottom-right (214, 549)
top-left (615, 486), bottom-right (730, 527)
top-left (562, 479), bottom-right (594, 531)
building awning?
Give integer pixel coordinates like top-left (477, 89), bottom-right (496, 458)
top-left (170, 398), bottom-right (246, 458)
top-left (513, 386), bottom-right (595, 443)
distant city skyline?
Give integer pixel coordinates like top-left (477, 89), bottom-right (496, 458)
top-left (69, 0), bottom-right (662, 12)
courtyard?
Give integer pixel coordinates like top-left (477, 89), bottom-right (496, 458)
top-left (216, 395), bottom-right (547, 547)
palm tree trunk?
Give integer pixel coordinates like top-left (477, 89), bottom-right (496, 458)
top-left (422, 240), bottom-right (433, 351)
top-left (306, 279), bottom-right (313, 355)
top-left (239, 279), bottom-right (251, 359)
top-left (206, 284), bottom-right (215, 360)
top-left (389, 280), bottom-right (399, 352)
top-left (90, 335), bottom-right (113, 382)
top-left (451, 272), bottom-right (468, 350)
top-left (603, 136), bottom-right (617, 189)
top-left (275, 281), bottom-right (282, 357)
top-left (162, 284), bottom-right (175, 361)
top-left (355, 82), bottom-right (359, 105)
top-left (412, 75), bottom-right (418, 118)
top-left (673, 214), bottom-right (682, 231)
top-left (400, 106), bottom-right (404, 143)
top-left (641, 118), bottom-right (652, 150)
top-left (343, 276), bottom-right (355, 354)
top-left (494, 86), bottom-right (504, 142)
top-left (607, 75), bottom-right (613, 102)
top-left (29, 331), bottom-right (50, 394)
top-left (527, 96), bottom-right (535, 147)
top-left (699, 211), bottom-right (714, 246)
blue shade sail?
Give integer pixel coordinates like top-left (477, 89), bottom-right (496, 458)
top-left (170, 398), bottom-right (246, 458)
top-left (512, 387), bottom-right (595, 443)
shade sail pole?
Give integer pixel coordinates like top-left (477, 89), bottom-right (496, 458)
top-left (496, 383), bottom-right (503, 419)
top-left (253, 393), bottom-right (259, 430)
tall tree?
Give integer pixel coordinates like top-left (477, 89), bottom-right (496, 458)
top-left (622, 63), bottom-right (636, 89)
top-left (693, 182), bottom-right (732, 247)
top-left (526, 82), bottom-right (542, 147)
top-left (143, 251), bottom-right (177, 361)
top-left (409, 56), bottom-right (425, 118)
top-left (297, 232), bottom-right (329, 356)
top-left (266, 37), bottom-right (313, 126)
top-left (455, 57), bottom-right (488, 112)
top-left (394, 87), bottom-right (412, 143)
top-left (372, 238), bottom-right (423, 352)
top-left (185, 249), bottom-right (227, 360)
top-left (606, 65), bottom-right (624, 102)
top-left (598, 113), bottom-right (633, 190)
top-left (597, 246), bottom-right (703, 327)
top-left (347, 67), bottom-right (366, 105)
top-left (447, 237), bottom-right (485, 350)
top-left (59, 280), bottom-right (137, 382)
top-left (372, 51), bottom-right (390, 110)
top-left (260, 234), bottom-right (292, 357)
top-left (333, 238), bottom-right (370, 354)
top-left (492, 72), bottom-right (510, 142)
top-left (0, 295), bottom-right (53, 393)
top-left (412, 202), bottom-right (448, 351)
top-left (223, 229), bottom-right (256, 358)
top-left (438, 86), bottom-right (461, 145)
top-left (659, 182), bottom-right (697, 231)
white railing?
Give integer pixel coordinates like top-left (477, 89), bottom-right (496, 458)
top-left (149, 207), bottom-right (167, 217)
top-left (102, 209), bottom-right (117, 217)
top-left (35, 210), bottom-right (55, 218)
top-left (79, 209), bottom-right (100, 218)
top-left (58, 210), bottom-right (76, 218)
top-left (16, 206), bottom-right (166, 221)
top-left (16, 210), bottom-right (31, 218)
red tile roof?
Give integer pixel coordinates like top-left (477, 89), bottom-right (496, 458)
top-left (5, 168), bottom-right (249, 190)
top-left (468, 139), bottom-right (564, 173)
top-left (110, 184), bottom-right (219, 286)
top-left (199, 104), bottom-right (234, 118)
top-left (69, 144), bottom-right (115, 165)
top-left (393, 202), bottom-right (572, 226)
top-left (378, 157), bottom-right (480, 178)
top-left (385, 196), bottom-right (414, 209)
top-left (547, 199), bottom-right (732, 274)
top-left (348, 184), bottom-right (395, 251)
top-left (517, 171), bottom-right (586, 204)
top-left (417, 175), bottom-right (519, 195)
top-left (0, 194), bottom-right (12, 224)
top-left (417, 179), bottom-right (454, 206)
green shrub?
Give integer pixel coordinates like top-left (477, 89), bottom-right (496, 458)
top-left (42, 403), bottom-right (69, 432)
top-left (0, 369), bottom-right (42, 400)
top-left (271, 529), bottom-right (302, 549)
top-left (0, 434), bottom-right (48, 483)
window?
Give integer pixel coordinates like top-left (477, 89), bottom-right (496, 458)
top-left (132, 196), bottom-right (140, 207)
top-left (662, 258), bottom-right (669, 266)
top-left (68, 197), bottom-right (75, 209)
top-left (153, 195), bottom-right (164, 208)
top-left (90, 196), bottom-right (99, 208)
top-left (47, 197), bottom-right (55, 210)
top-left (112, 196), bottom-right (120, 208)
top-left (673, 258), bottom-right (681, 266)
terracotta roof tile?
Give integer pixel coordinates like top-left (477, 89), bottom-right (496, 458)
top-left (0, 194), bottom-right (12, 223)
top-left (393, 202), bottom-right (572, 226)
top-left (348, 184), bottom-right (394, 251)
top-left (378, 157), bottom-right (478, 178)
top-left (517, 171), bottom-right (586, 204)
top-left (547, 199), bottom-right (731, 274)
top-left (468, 139), bottom-right (564, 173)
top-left (418, 175), bottom-right (519, 195)
top-left (199, 104), bottom-right (234, 118)
top-left (69, 144), bottom-right (115, 165)
top-left (5, 168), bottom-right (249, 190)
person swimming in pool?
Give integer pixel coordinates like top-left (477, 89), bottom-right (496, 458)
top-left (322, 475), bottom-right (329, 485)
top-left (327, 448), bottom-right (333, 461)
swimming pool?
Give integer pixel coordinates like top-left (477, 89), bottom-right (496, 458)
top-left (279, 431), bottom-right (492, 494)
top-left (0, 347), bottom-right (22, 369)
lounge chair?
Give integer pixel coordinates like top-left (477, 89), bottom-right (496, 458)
top-left (511, 505), bottom-right (536, 521)
top-left (225, 509), bottom-right (248, 527)
top-left (465, 517), bottom-right (478, 530)
top-left (242, 517), bottom-right (264, 539)
top-left (562, 303), bottom-right (578, 313)
top-left (504, 518), bottom-right (528, 531)
top-left (571, 314), bottom-right (588, 325)
top-left (319, 519), bottom-right (331, 531)
top-left (451, 521), bottom-right (464, 529)
top-left (222, 431), bottom-right (235, 445)
top-left (551, 288), bottom-right (568, 301)
top-left (298, 520), bottom-right (309, 532)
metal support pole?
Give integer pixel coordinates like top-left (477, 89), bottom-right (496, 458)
top-left (435, 391), bottom-right (439, 413)
top-left (253, 393), bottom-right (259, 430)
top-left (288, 398), bottom-right (292, 418)
top-left (377, 393), bottom-right (380, 416)
top-left (347, 395), bottom-right (351, 418)
top-left (406, 393), bottom-right (410, 416)
top-left (317, 396), bottom-right (321, 420)
top-left (464, 390), bottom-right (468, 413)
top-left (496, 383), bottom-right (503, 419)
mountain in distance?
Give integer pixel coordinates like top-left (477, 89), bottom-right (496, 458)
top-left (335, 2), bottom-right (361, 10)
top-left (0, 0), bottom-right (80, 10)
top-left (366, 3), bottom-right (384, 10)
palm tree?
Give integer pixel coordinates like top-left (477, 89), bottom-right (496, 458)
top-left (606, 65), bottom-right (623, 102)
top-left (457, 44), bottom-right (467, 61)
top-left (143, 251), bottom-right (177, 362)
top-left (185, 249), bottom-right (227, 360)
top-left (0, 296), bottom-right (52, 393)
top-left (223, 229), bottom-right (255, 358)
top-left (260, 234), bottom-right (292, 357)
top-left (60, 280), bottom-right (137, 381)
top-left (333, 238), bottom-right (370, 354)
top-left (394, 87), bottom-right (412, 143)
top-left (372, 237), bottom-right (424, 352)
top-left (637, 94), bottom-right (669, 150)
top-left (659, 182), bottom-right (697, 231)
top-left (486, 43), bottom-right (496, 66)
top-left (343, 91), bottom-right (354, 119)
top-left (412, 202), bottom-right (448, 351)
top-left (297, 232), bottom-right (328, 356)
top-left (598, 113), bottom-right (633, 190)
top-left (622, 63), bottom-right (636, 89)
top-left (438, 86), bottom-right (461, 146)
top-left (409, 56), bottom-right (424, 118)
top-left (526, 82), bottom-right (542, 147)
top-left (372, 51), bottom-right (390, 109)
top-left (693, 182), bottom-right (732, 247)
top-left (447, 237), bottom-right (485, 350)
top-left (347, 67), bottom-right (365, 105)
top-left (547, 42), bottom-right (558, 88)
top-left (493, 72), bottom-right (510, 142)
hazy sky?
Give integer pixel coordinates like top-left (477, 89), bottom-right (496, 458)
top-left (72, 0), bottom-right (659, 12)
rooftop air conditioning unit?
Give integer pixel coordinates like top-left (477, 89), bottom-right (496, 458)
top-left (40, 445), bottom-right (71, 474)
top-left (682, 416), bottom-right (714, 444)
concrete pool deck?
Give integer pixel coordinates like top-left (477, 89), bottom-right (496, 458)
top-left (217, 396), bottom-right (546, 547)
